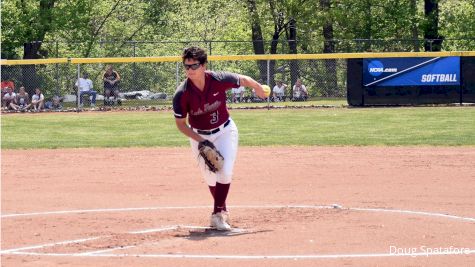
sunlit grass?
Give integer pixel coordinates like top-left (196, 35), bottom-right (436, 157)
top-left (2, 106), bottom-right (474, 149)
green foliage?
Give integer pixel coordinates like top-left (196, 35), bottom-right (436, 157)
top-left (2, 0), bottom-right (474, 60)
top-left (440, 0), bottom-right (475, 50)
top-left (2, 107), bottom-right (474, 149)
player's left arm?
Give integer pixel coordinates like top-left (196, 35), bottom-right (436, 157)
top-left (238, 74), bottom-right (268, 98)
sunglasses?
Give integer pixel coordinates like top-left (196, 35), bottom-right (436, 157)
top-left (183, 63), bottom-right (202, 70)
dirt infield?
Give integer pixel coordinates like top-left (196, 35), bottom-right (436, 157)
top-left (1, 146), bottom-right (474, 266)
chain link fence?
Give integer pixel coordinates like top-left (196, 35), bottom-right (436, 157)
top-left (3, 37), bottom-right (473, 110)
top-left (27, 38), bottom-right (475, 59)
top-left (1, 57), bottom-right (347, 111)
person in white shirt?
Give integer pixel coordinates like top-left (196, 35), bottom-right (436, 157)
top-left (273, 80), bottom-right (287, 101)
top-left (31, 88), bottom-right (45, 111)
top-left (2, 87), bottom-right (16, 110)
top-left (75, 72), bottom-right (97, 107)
top-left (231, 85), bottom-right (245, 103)
top-left (292, 78), bottom-right (308, 101)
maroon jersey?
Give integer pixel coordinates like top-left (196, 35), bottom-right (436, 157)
top-left (173, 71), bottom-right (240, 130)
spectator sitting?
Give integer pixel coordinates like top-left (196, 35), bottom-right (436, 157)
top-left (250, 88), bottom-right (265, 102)
top-left (31, 88), bottom-right (45, 111)
top-left (10, 86), bottom-right (31, 111)
top-left (272, 80), bottom-right (288, 102)
top-left (75, 72), bottom-right (97, 107)
top-left (1, 81), bottom-right (15, 105)
top-left (45, 95), bottom-right (63, 110)
top-left (292, 79), bottom-right (308, 101)
top-left (2, 87), bottom-right (16, 110)
top-left (103, 65), bottom-right (121, 105)
top-left (231, 85), bottom-right (245, 103)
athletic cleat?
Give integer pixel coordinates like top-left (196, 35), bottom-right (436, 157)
top-left (210, 212), bottom-right (231, 231)
top-left (221, 210), bottom-right (230, 224)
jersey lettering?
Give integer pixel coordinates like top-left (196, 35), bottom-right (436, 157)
top-left (173, 71), bottom-right (240, 129)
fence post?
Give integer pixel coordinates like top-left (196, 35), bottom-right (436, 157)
top-left (176, 62), bottom-right (180, 88)
top-left (55, 41), bottom-right (60, 96)
top-left (267, 59), bottom-right (270, 108)
top-left (132, 41), bottom-right (137, 91)
top-left (77, 63), bottom-right (81, 111)
top-left (208, 41), bottom-right (212, 70)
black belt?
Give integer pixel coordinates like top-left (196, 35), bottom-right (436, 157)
top-left (196, 120), bottom-right (230, 135)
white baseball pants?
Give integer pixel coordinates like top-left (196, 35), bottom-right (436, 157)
top-left (190, 118), bottom-right (239, 186)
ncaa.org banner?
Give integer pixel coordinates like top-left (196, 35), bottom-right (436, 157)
top-left (363, 57), bottom-right (460, 87)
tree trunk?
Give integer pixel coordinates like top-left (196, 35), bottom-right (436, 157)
top-left (246, 0), bottom-right (267, 83)
top-left (287, 18), bottom-right (299, 88)
top-left (269, 31), bottom-right (278, 88)
top-left (423, 0), bottom-right (443, 51)
top-left (321, 0), bottom-right (337, 97)
top-left (22, 0), bottom-right (56, 96)
top-left (268, 0), bottom-right (285, 89)
top-left (22, 42), bottom-right (43, 96)
top-left (361, 0), bottom-right (372, 52)
top-left (410, 0), bottom-right (420, 51)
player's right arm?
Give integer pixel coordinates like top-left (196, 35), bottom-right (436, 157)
top-left (175, 118), bottom-right (205, 143)
top-left (238, 74), bottom-right (267, 99)
top-left (173, 81), bottom-right (205, 143)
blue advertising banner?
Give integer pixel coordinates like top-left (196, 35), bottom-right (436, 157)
top-left (363, 57), bottom-right (460, 87)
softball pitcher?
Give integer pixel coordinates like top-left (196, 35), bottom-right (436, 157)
top-left (173, 46), bottom-right (269, 230)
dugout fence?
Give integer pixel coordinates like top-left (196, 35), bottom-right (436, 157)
top-left (1, 51), bottom-right (474, 110)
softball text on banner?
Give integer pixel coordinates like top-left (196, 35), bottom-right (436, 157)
top-left (363, 57), bottom-right (461, 87)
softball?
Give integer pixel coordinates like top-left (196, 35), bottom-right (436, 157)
top-left (262, 85), bottom-right (271, 97)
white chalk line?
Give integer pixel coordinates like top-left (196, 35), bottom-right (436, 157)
top-left (0, 237), bottom-right (102, 253)
top-left (3, 222), bottom-right (474, 260)
top-left (80, 225), bottom-right (228, 256)
top-left (1, 205), bottom-right (474, 260)
top-left (4, 250), bottom-right (475, 259)
top-left (1, 206), bottom-right (215, 218)
top-left (0, 225), bottom-right (212, 255)
top-left (350, 207), bottom-right (475, 222)
top-left (1, 205), bottom-right (335, 218)
top-left (2, 204), bottom-right (474, 223)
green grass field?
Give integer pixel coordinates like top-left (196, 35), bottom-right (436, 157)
top-left (1, 106), bottom-right (474, 149)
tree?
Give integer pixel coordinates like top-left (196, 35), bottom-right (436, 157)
top-left (410, 0), bottom-right (421, 51)
top-left (320, 0), bottom-right (337, 96)
top-left (423, 0), bottom-right (443, 51)
top-left (1, 0), bottom-right (57, 95)
top-left (24, 0), bottom-right (56, 59)
top-left (439, 0), bottom-right (475, 50)
top-left (245, 0), bottom-right (267, 83)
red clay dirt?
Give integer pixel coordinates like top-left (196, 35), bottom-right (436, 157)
top-left (1, 146), bottom-right (474, 266)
